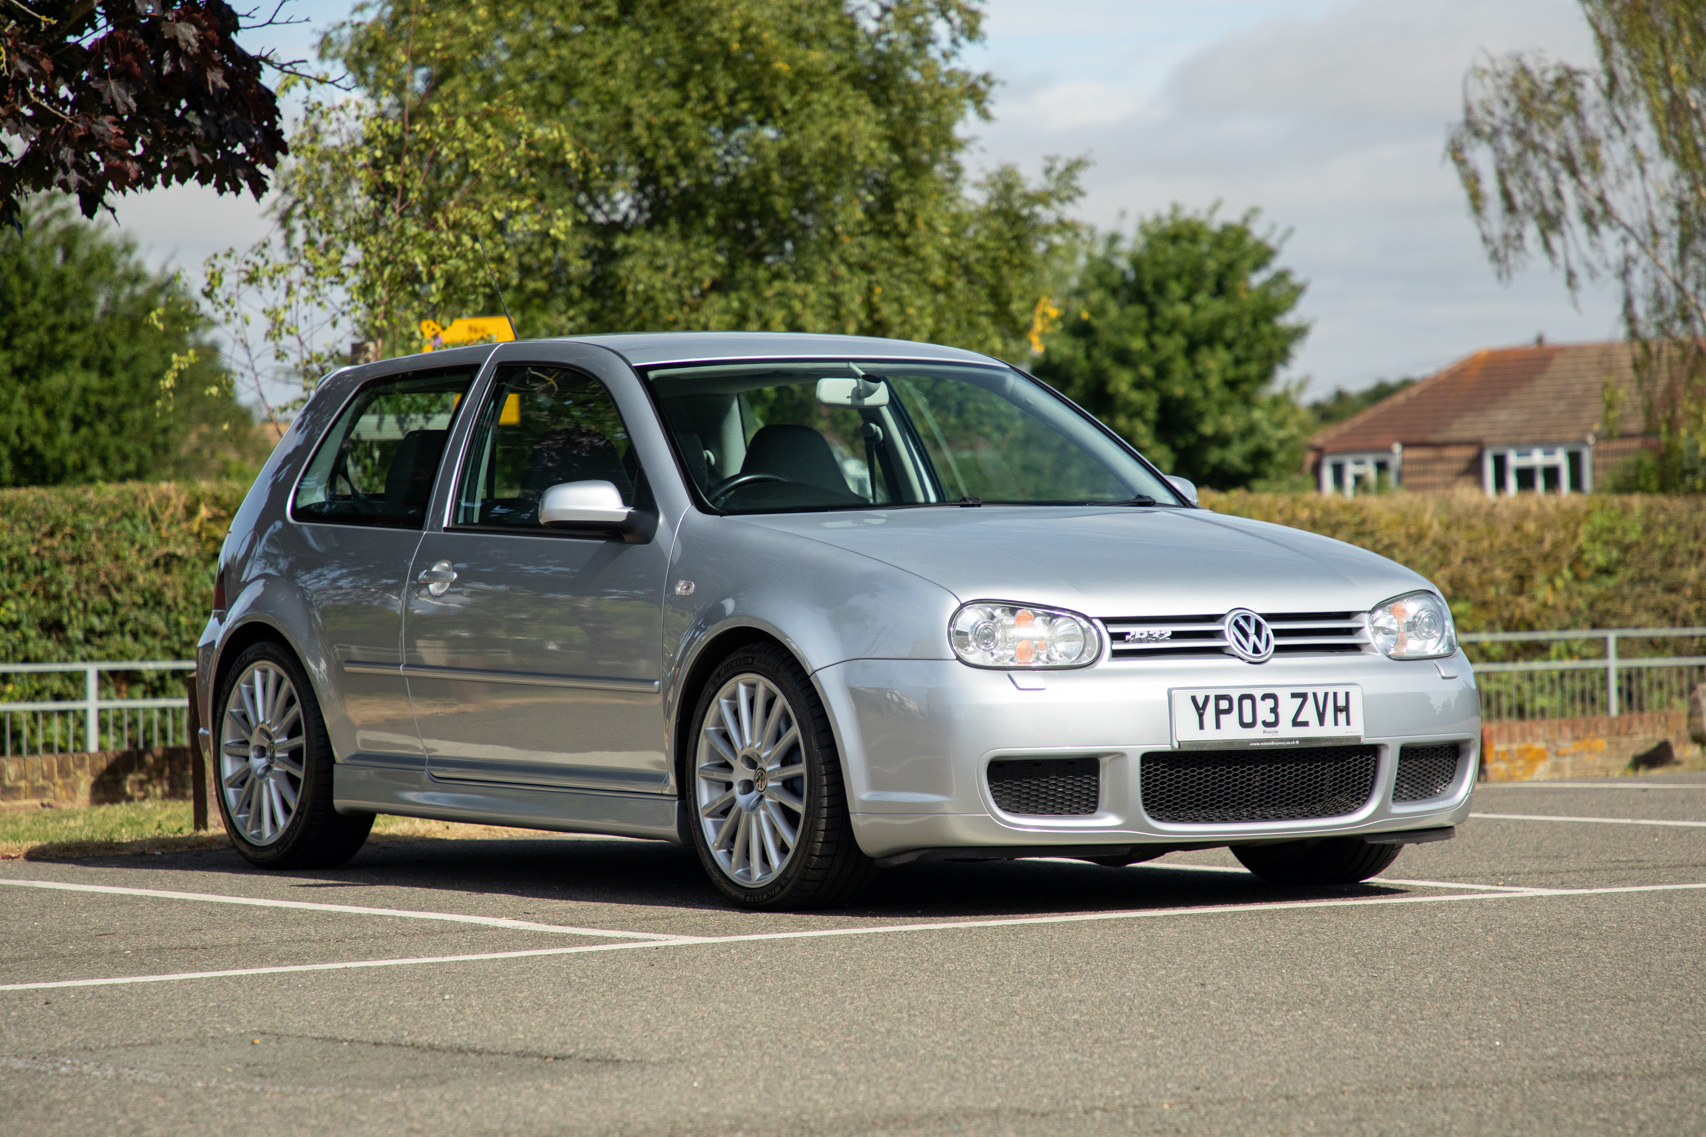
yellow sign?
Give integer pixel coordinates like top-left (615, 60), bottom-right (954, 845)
top-left (420, 316), bottom-right (516, 352)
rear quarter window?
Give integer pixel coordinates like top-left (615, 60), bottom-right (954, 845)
top-left (292, 367), bottom-right (476, 529)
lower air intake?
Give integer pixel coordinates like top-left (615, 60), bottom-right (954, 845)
top-left (987, 757), bottom-right (1100, 816)
top-left (1393, 743), bottom-right (1462, 802)
top-left (1140, 745), bottom-right (1379, 824)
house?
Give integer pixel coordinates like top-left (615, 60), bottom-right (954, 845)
top-left (1306, 341), bottom-right (1659, 496)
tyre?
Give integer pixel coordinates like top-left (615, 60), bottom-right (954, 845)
top-left (686, 643), bottom-right (872, 908)
top-left (1232, 837), bottom-right (1401, 885)
top-left (214, 641), bottom-right (373, 870)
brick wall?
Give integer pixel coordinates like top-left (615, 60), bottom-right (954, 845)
top-left (1398, 444), bottom-right (1481, 493)
top-left (1480, 711), bottom-right (1701, 781)
top-left (0, 747), bottom-right (195, 806)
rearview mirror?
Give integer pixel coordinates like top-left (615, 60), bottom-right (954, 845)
top-left (540, 480), bottom-right (637, 536)
top-left (816, 376), bottom-right (889, 408)
top-left (1166, 475), bottom-right (1199, 506)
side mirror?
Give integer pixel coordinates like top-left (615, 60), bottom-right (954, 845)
top-left (539, 480), bottom-right (651, 540)
top-left (1166, 475), bottom-right (1199, 506)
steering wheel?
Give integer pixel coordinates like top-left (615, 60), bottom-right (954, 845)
top-left (707, 471), bottom-right (789, 506)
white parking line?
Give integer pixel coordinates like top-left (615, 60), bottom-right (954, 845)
top-left (4, 880), bottom-right (1702, 993)
top-left (1488, 783), bottom-right (1706, 790)
top-left (1469, 812), bottom-right (1706, 829)
top-left (1373, 877), bottom-right (1556, 893)
top-left (0, 879), bottom-right (695, 942)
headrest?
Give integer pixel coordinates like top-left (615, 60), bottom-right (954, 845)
top-left (741, 424), bottom-right (848, 493)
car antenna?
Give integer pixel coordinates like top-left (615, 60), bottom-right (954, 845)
top-left (473, 233), bottom-right (518, 340)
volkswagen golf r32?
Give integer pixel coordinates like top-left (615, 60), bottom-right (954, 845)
top-left (197, 333), bottom-right (1479, 908)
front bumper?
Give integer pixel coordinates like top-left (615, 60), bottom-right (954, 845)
top-left (814, 651), bottom-right (1480, 860)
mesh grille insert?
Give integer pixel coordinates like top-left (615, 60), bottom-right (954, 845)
top-left (1394, 743), bottom-right (1462, 802)
top-left (987, 757), bottom-right (1100, 816)
top-left (1140, 746), bottom-right (1378, 824)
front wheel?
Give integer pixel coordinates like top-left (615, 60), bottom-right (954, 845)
top-left (686, 644), bottom-right (871, 908)
top-left (1232, 837), bottom-right (1400, 885)
top-left (215, 642), bottom-right (373, 870)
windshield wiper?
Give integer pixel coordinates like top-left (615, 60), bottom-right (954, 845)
top-left (1107, 495), bottom-right (1161, 506)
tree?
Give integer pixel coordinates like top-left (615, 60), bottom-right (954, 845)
top-left (212, 0), bottom-right (1082, 405)
top-left (0, 197), bottom-right (257, 486)
top-left (0, 1), bottom-right (292, 230)
top-left (1449, 0), bottom-right (1706, 491)
top-left (1032, 208), bottom-right (1312, 489)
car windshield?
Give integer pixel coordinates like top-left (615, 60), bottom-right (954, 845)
top-left (643, 359), bottom-right (1177, 513)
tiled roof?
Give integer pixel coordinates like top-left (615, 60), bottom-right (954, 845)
top-left (1310, 341), bottom-right (1642, 453)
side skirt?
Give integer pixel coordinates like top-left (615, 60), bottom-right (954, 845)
top-left (334, 757), bottom-right (683, 843)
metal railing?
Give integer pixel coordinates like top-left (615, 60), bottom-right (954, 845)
top-left (2, 631), bottom-right (1702, 750)
top-left (0, 661), bottom-right (193, 759)
top-left (1461, 627), bottom-right (1706, 723)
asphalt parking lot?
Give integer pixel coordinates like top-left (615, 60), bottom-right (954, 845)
top-left (2, 772), bottom-right (1704, 1136)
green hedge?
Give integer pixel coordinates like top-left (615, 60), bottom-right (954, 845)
top-left (0, 482), bottom-right (246, 699)
top-left (2, 483), bottom-right (1701, 672)
top-left (1201, 490), bottom-right (1706, 635)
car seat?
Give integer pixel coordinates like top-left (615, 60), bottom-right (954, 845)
top-left (741, 424), bottom-right (850, 493)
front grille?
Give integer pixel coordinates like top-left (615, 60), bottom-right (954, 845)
top-left (1139, 745), bottom-right (1379, 824)
top-left (1101, 611), bottom-right (1369, 660)
top-left (987, 757), bottom-right (1100, 816)
top-left (1393, 743), bottom-right (1462, 802)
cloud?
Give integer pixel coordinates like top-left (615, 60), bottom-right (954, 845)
top-left (968, 0), bottom-right (1620, 396)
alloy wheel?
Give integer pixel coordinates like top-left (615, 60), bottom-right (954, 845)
top-left (694, 672), bottom-right (808, 887)
top-left (219, 662), bottom-right (305, 846)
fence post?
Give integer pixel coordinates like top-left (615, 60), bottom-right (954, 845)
top-left (187, 670), bottom-right (207, 831)
top-left (84, 665), bottom-right (99, 752)
top-left (1606, 633), bottom-right (1619, 718)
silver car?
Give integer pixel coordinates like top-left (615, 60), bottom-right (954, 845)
top-left (197, 333), bottom-right (1478, 908)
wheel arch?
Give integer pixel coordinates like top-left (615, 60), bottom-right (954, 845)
top-left (670, 625), bottom-right (855, 812)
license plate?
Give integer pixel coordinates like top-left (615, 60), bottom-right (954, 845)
top-left (1170, 685), bottom-right (1363, 750)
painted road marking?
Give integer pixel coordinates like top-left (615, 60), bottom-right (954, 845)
top-left (1489, 783), bottom-right (1706, 790)
top-left (0, 879), bottom-right (696, 942)
top-left (4, 881), bottom-right (1702, 993)
top-left (1469, 812), bottom-right (1706, 829)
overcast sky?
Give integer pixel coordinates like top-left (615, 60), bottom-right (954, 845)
top-left (105, 0), bottom-right (1621, 399)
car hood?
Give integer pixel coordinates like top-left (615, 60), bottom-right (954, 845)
top-left (735, 506), bottom-right (1434, 617)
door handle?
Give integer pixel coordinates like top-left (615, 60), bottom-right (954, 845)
top-left (416, 560), bottom-right (458, 597)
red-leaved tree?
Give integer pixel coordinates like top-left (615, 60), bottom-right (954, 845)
top-left (1, 0), bottom-right (288, 228)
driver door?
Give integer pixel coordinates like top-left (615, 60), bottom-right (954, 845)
top-left (402, 360), bottom-right (670, 792)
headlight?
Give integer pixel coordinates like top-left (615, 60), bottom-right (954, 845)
top-left (1369, 591), bottom-right (1456, 660)
top-left (950, 602), bottom-right (1101, 669)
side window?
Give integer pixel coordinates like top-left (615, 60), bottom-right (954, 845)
top-left (453, 364), bottom-right (638, 529)
top-left (293, 368), bottom-right (475, 528)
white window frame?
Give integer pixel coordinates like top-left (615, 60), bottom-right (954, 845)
top-left (1480, 444), bottom-right (1591, 496)
top-left (1319, 450), bottom-right (1400, 498)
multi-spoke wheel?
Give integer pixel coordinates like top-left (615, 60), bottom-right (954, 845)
top-left (695, 672), bottom-right (807, 887)
top-left (214, 642), bottom-right (372, 869)
top-left (685, 644), bottom-right (871, 908)
top-left (220, 662), bottom-right (304, 845)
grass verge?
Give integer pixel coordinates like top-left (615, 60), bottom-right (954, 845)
top-left (0, 800), bottom-right (558, 861)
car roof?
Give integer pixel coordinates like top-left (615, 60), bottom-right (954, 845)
top-left (556, 331), bottom-right (1003, 369)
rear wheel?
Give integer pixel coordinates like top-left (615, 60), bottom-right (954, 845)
top-left (687, 643), bottom-right (871, 908)
top-left (215, 642), bottom-right (373, 870)
top-left (1232, 837), bottom-right (1400, 885)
